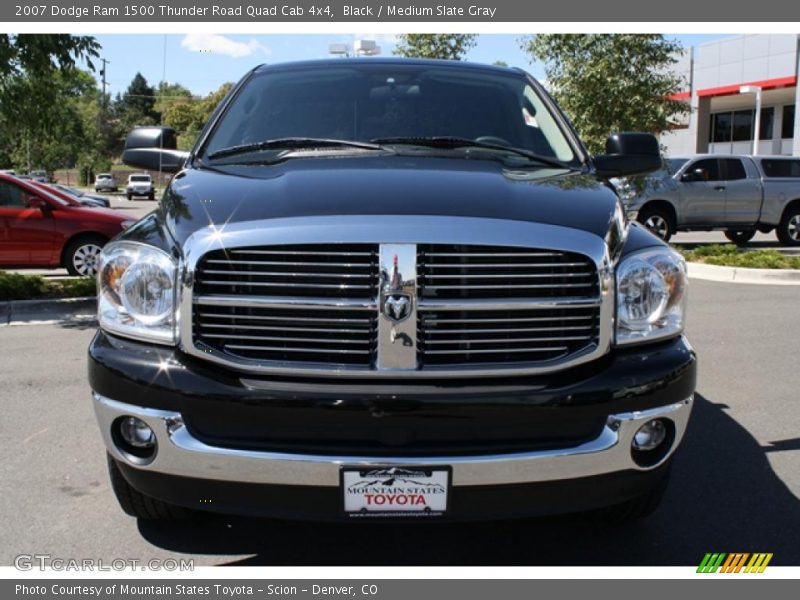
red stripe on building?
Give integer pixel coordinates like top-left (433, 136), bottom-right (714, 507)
top-left (668, 92), bottom-right (691, 100)
top-left (697, 76), bottom-right (797, 98)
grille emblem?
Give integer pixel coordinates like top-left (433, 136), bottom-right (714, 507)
top-left (383, 293), bottom-right (412, 323)
top-left (377, 245), bottom-right (417, 369)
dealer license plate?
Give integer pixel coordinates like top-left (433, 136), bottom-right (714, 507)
top-left (341, 466), bottom-right (450, 517)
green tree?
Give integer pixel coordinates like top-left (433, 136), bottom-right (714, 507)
top-left (493, 60), bottom-right (509, 67)
top-left (153, 81), bottom-right (193, 122)
top-left (0, 68), bottom-right (101, 174)
top-left (0, 34), bottom-right (98, 80)
top-left (520, 34), bottom-right (690, 154)
top-left (393, 34), bottom-right (477, 60)
top-left (160, 82), bottom-right (233, 150)
top-left (0, 34), bottom-right (100, 170)
top-left (115, 72), bottom-right (159, 130)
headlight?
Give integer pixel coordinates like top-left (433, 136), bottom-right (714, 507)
top-left (97, 241), bottom-right (178, 345)
top-left (616, 248), bottom-right (686, 346)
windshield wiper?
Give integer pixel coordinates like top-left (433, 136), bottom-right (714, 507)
top-left (369, 136), bottom-right (575, 170)
top-left (207, 137), bottom-right (386, 161)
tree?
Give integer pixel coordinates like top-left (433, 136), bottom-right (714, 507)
top-left (493, 60), bottom-right (509, 67)
top-left (160, 83), bottom-right (233, 150)
top-left (520, 34), bottom-right (690, 154)
top-left (0, 69), bottom-right (101, 174)
top-left (0, 34), bottom-right (100, 170)
top-left (0, 34), bottom-right (99, 80)
top-left (393, 34), bottom-right (477, 60)
top-left (115, 72), bottom-right (159, 131)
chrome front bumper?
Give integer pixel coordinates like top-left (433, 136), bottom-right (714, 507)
top-left (93, 392), bottom-right (693, 487)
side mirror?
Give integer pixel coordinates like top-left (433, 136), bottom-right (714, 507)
top-left (680, 168), bottom-right (707, 182)
top-left (593, 132), bottom-right (662, 179)
top-left (28, 197), bottom-right (50, 211)
top-left (121, 126), bottom-right (189, 174)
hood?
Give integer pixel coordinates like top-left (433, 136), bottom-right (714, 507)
top-left (159, 155), bottom-right (620, 246)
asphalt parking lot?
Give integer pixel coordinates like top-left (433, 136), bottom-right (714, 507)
top-left (1, 278), bottom-right (799, 566)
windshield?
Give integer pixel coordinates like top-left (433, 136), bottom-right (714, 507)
top-left (130, 175), bottom-right (150, 182)
top-left (203, 63), bottom-right (579, 165)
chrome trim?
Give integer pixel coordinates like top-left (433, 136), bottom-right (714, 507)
top-left (377, 244), bottom-right (417, 370)
top-left (194, 294), bottom-right (376, 311)
top-left (417, 297), bottom-right (601, 311)
top-left (94, 393), bottom-right (693, 487)
top-left (179, 215), bottom-right (614, 378)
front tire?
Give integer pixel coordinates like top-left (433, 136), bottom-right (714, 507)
top-left (107, 455), bottom-right (192, 520)
top-left (724, 230), bottom-right (756, 245)
top-left (637, 206), bottom-right (674, 242)
top-left (64, 235), bottom-right (105, 276)
top-left (593, 463), bottom-right (671, 523)
top-left (776, 205), bottom-right (800, 246)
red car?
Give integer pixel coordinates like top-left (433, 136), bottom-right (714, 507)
top-left (0, 173), bottom-right (134, 276)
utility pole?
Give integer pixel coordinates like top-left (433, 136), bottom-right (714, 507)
top-left (100, 58), bottom-right (111, 108)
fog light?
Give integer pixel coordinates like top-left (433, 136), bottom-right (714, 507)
top-left (119, 417), bottom-right (155, 448)
top-left (632, 419), bottom-right (667, 451)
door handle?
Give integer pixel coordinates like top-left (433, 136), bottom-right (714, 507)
top-left (714, 186), bottom-right (726, 191)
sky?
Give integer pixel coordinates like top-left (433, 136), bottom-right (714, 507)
top-left (88, 33), bottom-right (729, 98)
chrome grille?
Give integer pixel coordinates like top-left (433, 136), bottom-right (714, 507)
top-left (194, 303), bottom-right (376, 366)
top-left (418, 244), bottom-right (598, 299)
top-left (416, 244), bottom-right (600, 367)
top-left (188, 234), bottom-right (608, 377)
top-left (195, 244), bottom-right (379, 298)
top-left (193, 244), bottom-right (379, 366)
top-left (419, 306), bottom-right (600, 366)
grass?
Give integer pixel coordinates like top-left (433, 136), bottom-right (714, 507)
top-left (679, 244), bottom-right (800, 269)
top-left (0, 271), bottom-right (96, 301)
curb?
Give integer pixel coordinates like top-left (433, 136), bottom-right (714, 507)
top-left (687, 262), bottom-right (800, 285)
top-left (0, 296), bottom-right (96, 326)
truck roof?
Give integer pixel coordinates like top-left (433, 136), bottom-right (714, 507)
top-left (252, 57), bottom-right (521, 77)
top-left (669, 154), bottom-right (796, 161)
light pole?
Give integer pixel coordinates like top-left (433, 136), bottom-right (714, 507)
top-left (328, 40), bottom-right (381, 57)
top-left (100, 58), bottom-right (111, 108)
top-left (740, 85), bottom-right (762, 155)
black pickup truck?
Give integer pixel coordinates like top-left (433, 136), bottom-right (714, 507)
top-left (89, 58), bottom-right (696, 522)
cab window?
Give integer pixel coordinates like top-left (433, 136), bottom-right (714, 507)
top-left (0, 181), bottom-right (34, 208)
top-left (689, 159), bottom-right (722, 181)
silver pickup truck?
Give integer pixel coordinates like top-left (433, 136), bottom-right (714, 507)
top-left (618, 155), bottom-right (800, 245)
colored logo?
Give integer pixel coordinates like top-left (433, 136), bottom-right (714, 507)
top-left (697, 553), bottom-right (773, 573)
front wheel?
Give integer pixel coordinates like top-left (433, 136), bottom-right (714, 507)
top-left (64, 236), bottom-right (105, 276)
top-left (637, 206), bottom-right (674, 242)
top-left (724, 230), bottom-right (756, 245)
top-left (593, 463), bottom-right (671, 523)
top-left (107, 455), bottom-right (192, 520)
top-left (776, 206), bottom-right (800, 246)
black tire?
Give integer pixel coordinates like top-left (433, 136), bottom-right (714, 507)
top-left (63, 235), bottom-right (105, 276)
top-left (592, 463), bottom-right (671, 524)
top-left (776, 205), bottom-right (800, 246)
top-left (107, 455), bottom-right (192, 520)
top-left (724, 230), bottom-right (756, 245)
top-left (148, 192), bottom-right (155, 201)
top-left (126, 193), bottom-right (132, 201)
top-left (637, 205), bottom-right (674, 242)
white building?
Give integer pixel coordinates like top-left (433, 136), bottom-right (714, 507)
top-left (661, 34), bottom-right (800, 157)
